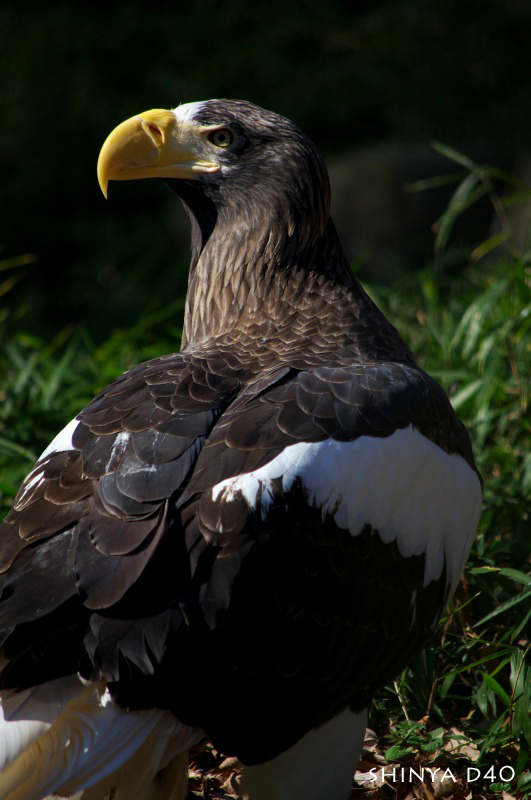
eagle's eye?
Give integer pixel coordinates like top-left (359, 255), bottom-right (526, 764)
top-left (208, 128), bottom-right (234, 148)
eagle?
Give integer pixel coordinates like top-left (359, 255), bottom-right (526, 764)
top-left (0, 100), bottom-right (482, 800)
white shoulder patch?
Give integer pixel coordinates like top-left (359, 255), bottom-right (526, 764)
top-left (211, 426), bottom-right (482, 593)
top-left (39, 417), bottom-right (80, 461)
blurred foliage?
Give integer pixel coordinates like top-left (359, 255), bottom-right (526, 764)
top-left (365, 154), bottom-right (530, 797)
top-left (2, 0), bottom-right (531, 338)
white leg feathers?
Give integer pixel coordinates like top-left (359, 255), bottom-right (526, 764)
top-left (0, 676), bottom-right (202, 800)
top-left (240, 707), bottom-right (368, 800)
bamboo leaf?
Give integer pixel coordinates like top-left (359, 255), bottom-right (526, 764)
top-left (471, 231), bottom-right (511, 261)
top-left (474, 586), bottom-right (531, 627)
top-left (442, 647), bottom-right (515, 678)
top-left (403, 171), bottom-right (465, 193)
top-left (434, 177), bottom-right (487, 255)
top-left (469, 566), bottom-right (531, 585)
top-left (0, 253), bottom-right (38, 272)
top-left (480, 671), bottom-right (511, 707)
top-left (0, 437), bottom-right (37, 461)
top-left (431, 141), bottom-right (481, 172)
top-left (511, 605), bottom-right (531, 641)
top-left (502, 189), bottom-right (531, 207)
top-left (510, 651), bottom-right (531, 746)
top-left (449, 378), bottom-right (484, 411)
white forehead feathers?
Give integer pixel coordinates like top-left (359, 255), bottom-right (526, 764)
top-left (172, 102), bottom-right (208, 124)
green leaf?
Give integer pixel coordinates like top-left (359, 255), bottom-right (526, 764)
top-left (477, 710), bottom-right (509, 760)
top-left (471, 230), bottom-right (511, 261)
top-left (475, 682), bottom-right (496, 719)
top-left (468, 566), bottom-right (531, 585)
top-left (442, 647), bottom-right (515, 678)
top-left (511, 605), bottom-right (531, 641)
top-left (502, 189), bottom-right (531, 207)
top-left (431, 141), bottom-right (481, 172)
top-left (498, 568), bottom-right (531, 585)
top-left (0, 437), bottom-right (37, 462)
top-left (474, 586), bottom-right (531, 627)
top-left (0, 253), bottom-right (38, 272)
top-left (434, 176), bottom-right (487, 255)
top-left (480, 671), bottom-right (511, 707)
top-left (439, 673), bottom-right (456, 699)
top-left (450, 378), bottom-right (484, 411)
top-left (513, 746), bottom-right (530, 778)
top-left (511, 651), bottom-right (531, 747)
top-left (385, 744), bottom-right (413, 761)
top-left (403, 171), bottom-right (465, 193)
top-left (517, 770), bottom-right (531, 793)
top-left (0, 272), bottom-right (28, 297)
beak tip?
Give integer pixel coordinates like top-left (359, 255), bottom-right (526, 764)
top-left (97, 167), bottom-right (109, 199)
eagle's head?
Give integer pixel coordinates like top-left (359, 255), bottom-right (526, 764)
top-left (97, 99), bottom-right (357, 347)
top-left (98, 99), bottom-right (330, 247)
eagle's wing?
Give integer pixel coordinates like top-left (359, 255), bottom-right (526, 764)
top-left (0, 353), bottom-right (481, 788)
top-left (0, 351), bottom-right (243, 685)
top-left (175, 360), bottom-right (481, 761)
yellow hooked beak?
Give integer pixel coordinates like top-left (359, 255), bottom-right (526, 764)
top-left (97, 108), bottom-right (220, 198)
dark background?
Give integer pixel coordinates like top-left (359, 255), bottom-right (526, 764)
top-left (2, 0), bottom-right (530, 340)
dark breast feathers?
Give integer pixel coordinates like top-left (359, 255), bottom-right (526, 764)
top-left (0, 331), bottom-right (479, 763)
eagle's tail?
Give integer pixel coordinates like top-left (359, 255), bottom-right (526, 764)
top-left (0, 675), bottom-right (202, 800)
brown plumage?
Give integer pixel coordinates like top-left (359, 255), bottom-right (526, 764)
top-left (0, 100), bottom-right (482, 800)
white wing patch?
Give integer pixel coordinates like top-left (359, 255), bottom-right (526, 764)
top-left (211, 426), bottom-right (482, 593)
top-left (38, 417), bottom-right (80, 461)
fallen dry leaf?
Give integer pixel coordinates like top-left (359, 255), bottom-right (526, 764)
top-left (442, 728), bottom-right (480, 762)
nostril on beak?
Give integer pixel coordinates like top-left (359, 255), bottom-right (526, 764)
top-left (142, 120), bottom-right (164, 146)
